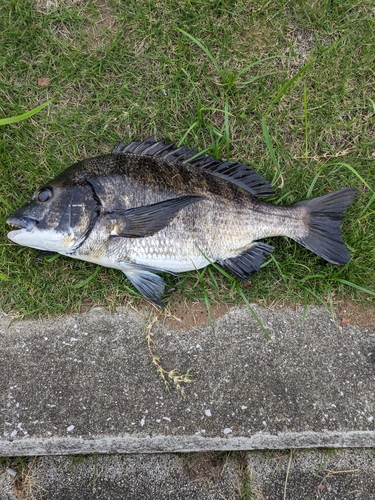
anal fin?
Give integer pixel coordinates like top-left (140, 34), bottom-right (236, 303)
top-left (218, 242), bottom-right (274, 280)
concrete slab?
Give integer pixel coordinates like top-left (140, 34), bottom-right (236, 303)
top-left (247, 448), bottom-right (375, 499)
top-left (1, 305), bottom-right (374, 456)
top-left (0, 453), bottom-right (240, 500)
top-left (1, 449), bottom-right (375, 499)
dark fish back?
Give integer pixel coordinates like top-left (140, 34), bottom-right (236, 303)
top-left (112, 136), bottom-right (274, 198)
top-left (53, 136), bottom-right (273, 205)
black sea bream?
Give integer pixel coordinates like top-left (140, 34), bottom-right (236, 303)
top-left (7, 136), bottom-right (357, 305)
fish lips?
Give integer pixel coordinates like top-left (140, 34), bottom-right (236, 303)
top-left (7, 215), bottom-right (38, 233)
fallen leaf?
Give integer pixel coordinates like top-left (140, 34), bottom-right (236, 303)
top-left (341, 317), bottom-right (351, 325)
top-left (38, 78), bottom-right (51, 87)
top-left (242, 282), bottom-right (253, 289)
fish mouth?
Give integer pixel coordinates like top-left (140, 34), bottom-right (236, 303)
top-left (6, 216), bottom-right (38, 232)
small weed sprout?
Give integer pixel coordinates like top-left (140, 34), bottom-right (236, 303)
top-left (146, 313), bottom-right (194, 393)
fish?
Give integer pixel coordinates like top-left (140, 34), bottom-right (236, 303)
top-left (7, 136), bottom-right (357, 305)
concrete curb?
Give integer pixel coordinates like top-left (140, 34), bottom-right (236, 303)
top-left (2, 431), bottom-right (375, 456)
top-left (1, 305), bottom-right (374, 457)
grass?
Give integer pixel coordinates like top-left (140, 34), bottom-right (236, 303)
top-left (1, 0), bottom-right (375, 318)
top-left (0, 100), bottom-right (52, 126)
top-left (235, 451), bottom-right (260, 500)
top-left (0, 456), bottom-right (39, 500)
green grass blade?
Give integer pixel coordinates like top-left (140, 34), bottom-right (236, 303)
top-left (300, 285), bottom-right (331, 309)
top-left (330, 162), bottom-right (374, 193)
top-left (237, 55), bottom-right (282, 77)
top-left (306, 171), bottom-right (322, 198)
top-left (261, 118), bottom-right (280, 183)
top-left (174, 27), bottom-right (222, 76)
top-left (331, 278), bottom-right (375, 297)
top-left (306, 161), bottom-right (373, 202)
top-left (224, 96), bottom-right (230, 159)
top-left (331, 162), bottom-right (374, 192)
top-left (269, 254), bottom-right (287, 285)
top-left (184, 147), bottom-right (212, 163)
top-left (261, 118), bottom-right (277, 167)
top-left (264, 60), bottom-right (313, 117)
top-left (322, 33), bottom-right (350, 55)
top-left (177, 121), bottom-right (200, 146)
top-left (272, 60), bottom-right (313, 104)
top-left (207, 267), bottom-right (219, 289)
top-left (272, 190), bottom-right (297, 204)
top-left (303, 82), bottom-right (308, 158)
top-left (0, 100), bottom-right (52, 126)
top-left (241, 71), bottom-right (279, 86)
top-left (358, 193), bottom-right (375, 220)
top-left (45, 254), bottom-right (60, 263)
top-left (180, 68), bottom-right (201, 102)
top-left (71, 266), bottom-right (101, 289)
top-left (237, 289), bottom-right (272, 340)
top-left (0, 271), bottom-right (11, 281)
top-left (299, 274), bottom-right (328, 282)
top-left (200, 107), bottom-right (235, 116)
top-left (329, 162), bottom-right (374, 218)
top-left (0, 196), bottom-right (14, 211)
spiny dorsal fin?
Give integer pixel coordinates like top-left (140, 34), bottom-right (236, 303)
top-left (188, 155), bottom-right (274, 198)
top-left (112, 136), bottom-right (274, 198)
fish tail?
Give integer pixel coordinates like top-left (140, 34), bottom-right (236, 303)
top-left (294, 188), bottom-right (357, 264)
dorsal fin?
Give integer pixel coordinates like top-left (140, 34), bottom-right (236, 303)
top-left (112, 136), bottom-right (274, 198)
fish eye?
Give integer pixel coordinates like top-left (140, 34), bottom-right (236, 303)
top-left (37, 187), bottom-right (53, 202)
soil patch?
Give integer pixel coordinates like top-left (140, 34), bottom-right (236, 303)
top-left (163, 300), bottom-right (234, 331)
top-left (335, 300), bottom-right (375, 330)
top-left (181, 452), bottom-right (232, 484)
top-left (156, 298), bottom-right (375, 332)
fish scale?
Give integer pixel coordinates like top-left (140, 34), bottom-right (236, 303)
top-left (7, 136), bottom-right (356, 305)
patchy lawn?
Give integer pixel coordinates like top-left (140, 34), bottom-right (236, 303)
top-left (1, 0), bottom-right (374, 317)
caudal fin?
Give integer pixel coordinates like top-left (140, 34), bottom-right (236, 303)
top-left (295, 188), bottom-right (357, 264)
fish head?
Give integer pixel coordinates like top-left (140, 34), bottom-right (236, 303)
top-left (7, 182), bottom-right (99, 253)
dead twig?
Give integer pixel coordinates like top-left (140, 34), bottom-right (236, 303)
top-left (283, 450), bottom-right (294, 500)
top-left (324, 468), bottom-right (360, 475)
top-left (294, 146), bottom-right (355, 160)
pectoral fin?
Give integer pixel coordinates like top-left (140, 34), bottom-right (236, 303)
top-left (109, 195), bottom-right (204, 238)
top-left (34, 251), bottom-right (58, 262)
